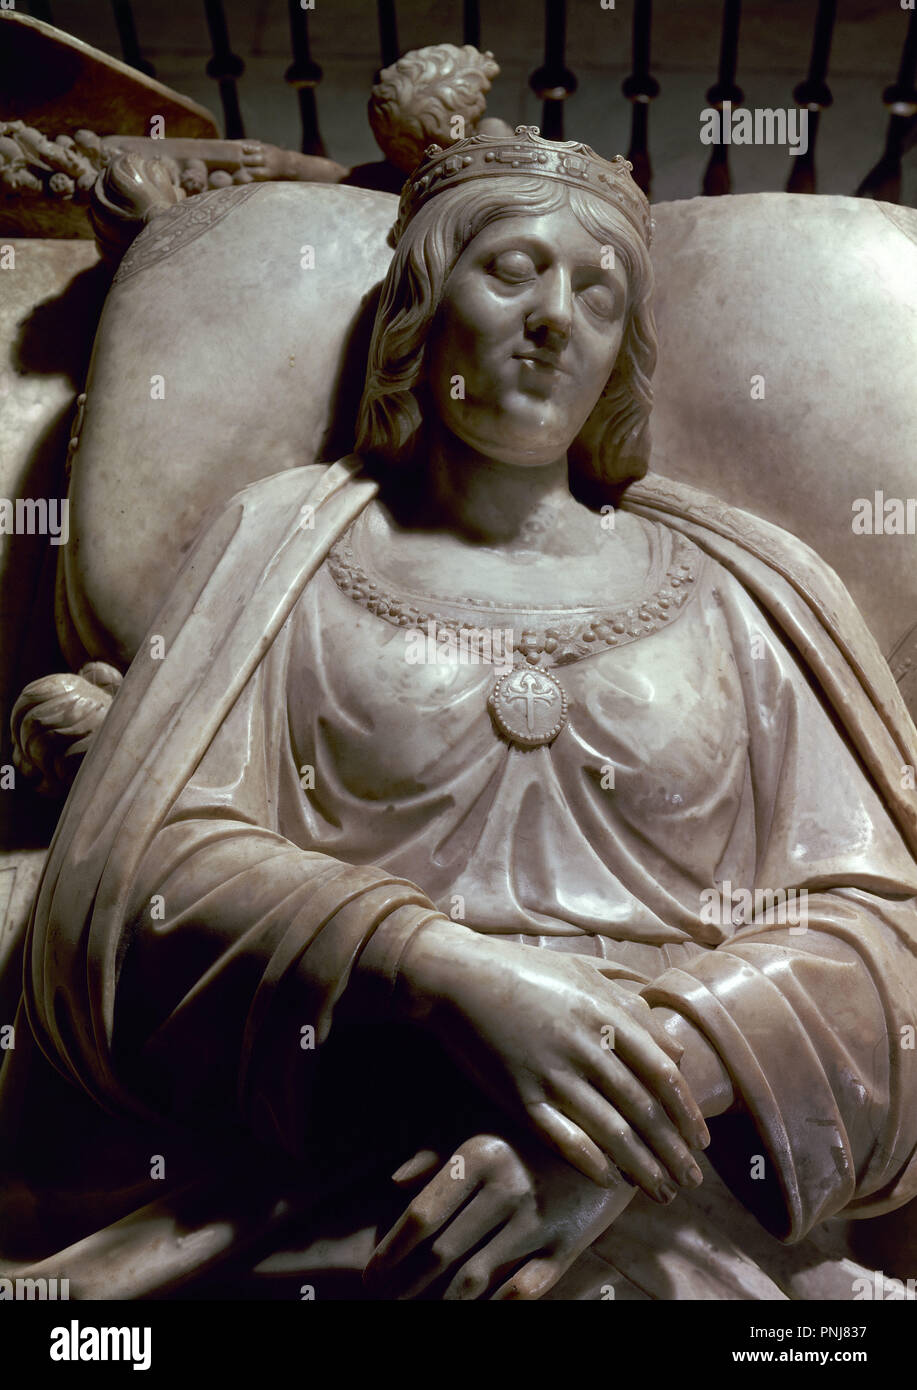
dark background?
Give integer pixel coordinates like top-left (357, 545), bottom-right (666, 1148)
top-left (15, 0), bottom-right (917, 205)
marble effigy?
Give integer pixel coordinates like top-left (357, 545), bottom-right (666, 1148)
top-left (2, 125), bottom-right (917, 1302)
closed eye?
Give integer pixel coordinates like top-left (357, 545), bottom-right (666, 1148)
top-left (488, 249), bottom-right (538, 284)
top-left (578, 283), bottom-right (618, 319)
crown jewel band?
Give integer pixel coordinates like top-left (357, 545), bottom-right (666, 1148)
top-left (392, 125), bottom-right (653, 246)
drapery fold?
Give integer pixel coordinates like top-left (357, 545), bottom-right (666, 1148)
top-left (23, 459), bottom-right (389, 1119)
top-left (8, 461), bottom-right (917, 1292)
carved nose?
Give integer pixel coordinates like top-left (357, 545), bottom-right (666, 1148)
top-left (525, 269), bottom-right (573, 343)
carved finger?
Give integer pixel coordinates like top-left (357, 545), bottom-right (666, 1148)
top-left (559, 1078), bottom-right (678, 1201)
top-left (492, 1255), bottom-right (563, 1301)
top-left (580, 1053), bottom-right (705, 1190)
top-left (596, 1012), bottom-right (709, 1149)
top-left (364, 1162), bottom-right (477, 1282)
top-left (524, 1101), bottom-right (619, 1186)
top-left (442, 1221), bottom-right (544, 1301)
top-left (390, 1148), bottom-right (443, 1186)
top-left (385, 1190), bottom-right (517, 1301)
top-left (605, 990), bottom-right (685, 1064)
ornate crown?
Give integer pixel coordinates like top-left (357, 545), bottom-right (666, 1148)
top-left (392, 125), bottom-right (653, 246)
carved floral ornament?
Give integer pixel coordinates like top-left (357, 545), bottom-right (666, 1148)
top-left (0, 120), bottom-right (285, 204)
top-left (0, 121), bottom-right (106, 198)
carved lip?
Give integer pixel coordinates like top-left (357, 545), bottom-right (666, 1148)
top-left (513, 351), bottom-right (570, 376)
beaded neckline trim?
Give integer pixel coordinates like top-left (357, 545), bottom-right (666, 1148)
top-left (326, 526), bottom-right (702, 669)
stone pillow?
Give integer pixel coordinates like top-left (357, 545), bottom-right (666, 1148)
top-left (62, 182), bottom-right (917, 673)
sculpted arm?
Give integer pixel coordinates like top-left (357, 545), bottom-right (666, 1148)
top-left (111, 609), bottom-right (707, 1194)
top-left (637, 586), bottom-right (917, 1240)
top-left (110, 630), bottom-right (449, 1158)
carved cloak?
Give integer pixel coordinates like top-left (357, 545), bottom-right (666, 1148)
top-left (7, 457), bottom-right (917, 1293)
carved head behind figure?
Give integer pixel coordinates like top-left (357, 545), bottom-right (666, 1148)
top-left (356, 127), bottom-right (658, 505)
top-left (368, 45), bottom-right (502, 174)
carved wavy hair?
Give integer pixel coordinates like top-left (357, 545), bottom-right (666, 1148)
top-left (368, 44), bottom-right (500, 173)
top-left (355, 177), bottom-right (657, 497)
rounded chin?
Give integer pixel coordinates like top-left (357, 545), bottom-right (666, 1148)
top-left (440, 393), bottom-right (584, 465)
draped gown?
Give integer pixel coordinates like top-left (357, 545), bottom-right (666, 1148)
top-left (6, 461), bottom-right (917, 1300)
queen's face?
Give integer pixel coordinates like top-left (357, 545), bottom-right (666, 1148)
top-left (425, 201), bottom-right (630, 468)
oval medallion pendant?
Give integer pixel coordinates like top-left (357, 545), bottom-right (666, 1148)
top-left (489, 666), bottom-right (568, 749)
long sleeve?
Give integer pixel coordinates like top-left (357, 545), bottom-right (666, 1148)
top-left (642, 574), bottom-right (917, 1241)
top-left (112, 607), bottom-right (444, 1159)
